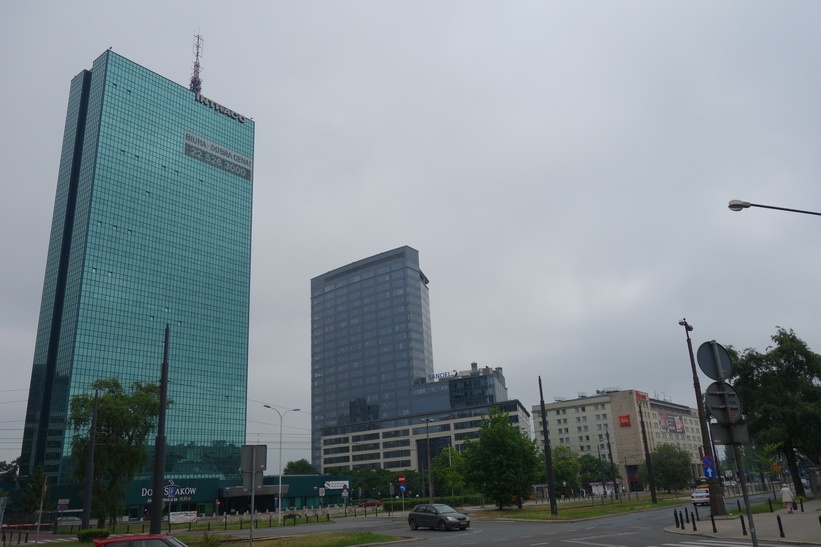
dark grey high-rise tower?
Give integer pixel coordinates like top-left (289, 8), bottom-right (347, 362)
top-left (310, 247), bottom-right (434, 467)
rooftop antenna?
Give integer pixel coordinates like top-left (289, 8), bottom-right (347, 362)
top-left (190, 34), bottom-right (203, 93)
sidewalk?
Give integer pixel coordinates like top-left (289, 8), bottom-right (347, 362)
top-left (665, 496), bottom-right (821, 545)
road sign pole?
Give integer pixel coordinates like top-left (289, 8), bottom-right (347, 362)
top-left (681, 321), bottom-right (726, 515)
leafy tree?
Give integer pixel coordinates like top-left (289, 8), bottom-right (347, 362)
top-left (69, 378), bottom-right (163, 528)
top-left (551, 446), bottom-right (582, 494)
top-left (283, 459), bottom-right (318, 475)
top-left (463, 408), bottom-right (541, 509)
top-left (20, 464), bottom-right (47, 514)
top-left (578, 453), bottom-right (620, 490)
top-left (731, 327), bottom-right (821, 497)
top-left (0, 458), bottom-right (19, 482)
top-left (321, 467), bottom-right (409, 501)
top-left (431, 446), bottom-right (466, 497)
top-left (648, 443), bottom-right (692, 491)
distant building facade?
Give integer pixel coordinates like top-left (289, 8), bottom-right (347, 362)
top-left (321, 362), bottom-right (531, 481)
top-left (532, 390), bottom-right (702, 491)
top-left (20, 50), bottom-right (254, 483)
top-left (310, 246), bottom-right (435, 468)
top-left (311, 248), bottom-right (532, 477)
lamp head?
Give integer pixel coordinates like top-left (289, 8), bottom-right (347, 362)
top-left (728, 200), bottom-right (751, 212)
top-left (678, 319), bottom-right (693, 331)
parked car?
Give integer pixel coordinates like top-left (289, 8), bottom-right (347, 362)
top-left (57, 516), bottom-right (82, 523)
top-left (408, 503), bottom-right (470, 531)
top-left (358, 499), bottom-right (382, 507)
top-left (691, 487), bottom-right (710, 506)
top-left (93, 535), bottom-right (188, 547)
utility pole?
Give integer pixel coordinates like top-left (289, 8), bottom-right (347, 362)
top-left (679, 319), bottom-right (726, 516)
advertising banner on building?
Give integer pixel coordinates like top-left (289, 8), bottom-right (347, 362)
top-left (658, 412), bottom-right (685, 434)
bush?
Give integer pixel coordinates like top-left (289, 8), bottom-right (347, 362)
top-left (77, 529), bottom-right (111, 542)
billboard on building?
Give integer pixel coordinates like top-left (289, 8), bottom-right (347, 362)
top-left (658, 412), bottom-right (685, 434)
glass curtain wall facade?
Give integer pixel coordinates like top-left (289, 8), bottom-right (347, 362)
top-left (20, 50), bottom-right (254, 483)
top-left (310, 247), bottom-right (434, 467)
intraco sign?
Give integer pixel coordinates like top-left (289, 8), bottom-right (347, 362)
top-left (618, 415), bottom-right (631, 427)
top-left (194, 93), bottom-right (247, 123)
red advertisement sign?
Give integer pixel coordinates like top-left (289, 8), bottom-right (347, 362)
top-left (619, 415), bottom-right (631, 427)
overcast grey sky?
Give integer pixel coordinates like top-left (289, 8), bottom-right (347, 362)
top-left (3, 1), bottom-right (821, 467)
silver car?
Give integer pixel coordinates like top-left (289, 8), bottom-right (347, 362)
top-left (408, 503), bottom-right (470, 531)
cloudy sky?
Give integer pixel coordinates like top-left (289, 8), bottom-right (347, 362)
top-left (3, 1), bottom-right (821, 467)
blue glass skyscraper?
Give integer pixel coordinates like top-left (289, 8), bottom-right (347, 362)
top-left (20, 50), bottom-right (254, 483)
top-left (310, 247), bottom-right (435, 467)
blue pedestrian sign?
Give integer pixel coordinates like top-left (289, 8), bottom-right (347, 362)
top-left (703, 465), bottom-right (716, 478)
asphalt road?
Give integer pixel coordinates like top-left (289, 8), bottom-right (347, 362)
top-left (225, 496), bottom-right (792, 547)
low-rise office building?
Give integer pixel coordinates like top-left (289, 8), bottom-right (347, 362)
top-left (532, 389), bottom-right (702, 491)
top-left (321, 363), bottom-right (531, 476)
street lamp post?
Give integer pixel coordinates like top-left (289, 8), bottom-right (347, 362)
top-left (678, 319), bottom-right (725, 515)
top-left (728, 200), bottom-right (821, 217)
top-left (263, 405), bottom-right (300, 524)
top-left (422, 418), bottom-right (434, 503)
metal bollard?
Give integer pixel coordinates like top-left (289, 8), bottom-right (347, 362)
top-left (710, 513), bottom-right (717, 534)
top-left (776, 514), bottom-right (785, 537)
top-left (691, 511), bottom-right (697, 531)
top-left (737, 499), bottom-right (742, 513)
top-left (674, 509), bottom-right (680, 528)
top-left (740, 514), bottom-right (747, 536)
top-left (685, 510), bottom-right (690, 524)
top-left (768, 498), bottom-right (773, 512)
top-left (679, 510), bottom-right (685, 530)
top-left (800, 499), bottom-right (804, 513)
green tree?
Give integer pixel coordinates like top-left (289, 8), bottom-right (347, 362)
top-left (551, 446), bottom-right (582, 494)
top-left (349, 467), bottom-right (398, 501)
top-left (283, 459), bottom-right (318, 475)
top-left (649, 443), bottom-right (692, 492)
top-left (0, 458), bottom-right (18, 482)
top-left (731, 327), bottom-right (821, 497)
top-left (431, 446), bottom-right (465, 497)
top-left (20, 464), bottom-right (47, 514)
top-left (463, 408), bottom-right (541, 509)
top-left (578, 453), bottom-right (621, 490)
top-left (69, 378), bottom-right (163, 528)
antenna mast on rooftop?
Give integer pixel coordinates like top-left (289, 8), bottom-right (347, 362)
top-left (189, 34), bottom-right (203, 93)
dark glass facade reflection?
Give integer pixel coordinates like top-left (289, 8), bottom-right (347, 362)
top-left (310, 247), bottom-right (434, 467)
top-left (20, 51), bottom-right (253, 483)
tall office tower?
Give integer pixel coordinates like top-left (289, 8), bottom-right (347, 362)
top-left (20, 50), bottom-right (254, 483)
top-left (310, 247), bottom-right (435, 467)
